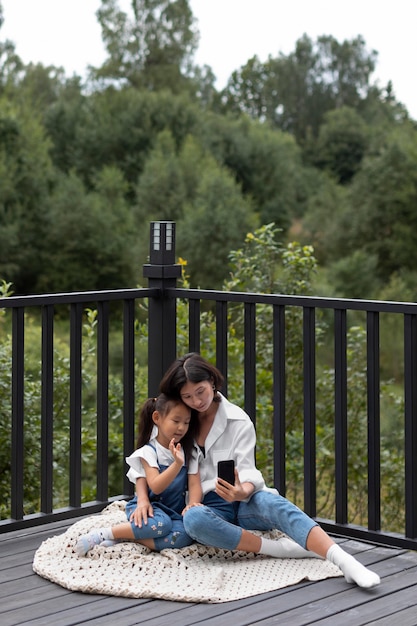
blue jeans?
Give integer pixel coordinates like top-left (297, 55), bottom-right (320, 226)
top-left (125, 499), bottom-right (193, 550)
top-left (183, 490), bottom-right (317, 550)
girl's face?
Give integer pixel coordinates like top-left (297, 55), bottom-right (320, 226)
top-left (180, 380), bottom-right (214, 413)
top-left (153, 403), bottom-right (191, 447)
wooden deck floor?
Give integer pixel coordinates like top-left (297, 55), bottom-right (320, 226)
top-left (1, 517), bottom-right (417, 626)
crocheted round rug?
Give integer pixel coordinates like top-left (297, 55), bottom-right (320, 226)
top-left (33, 502), bottom-right (342, 603)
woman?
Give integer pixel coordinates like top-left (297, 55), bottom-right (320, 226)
top-left (141, 353), bottom-right (380, 588)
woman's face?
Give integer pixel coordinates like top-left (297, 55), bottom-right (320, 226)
top-left (180, 379), bottom-right (214, 413)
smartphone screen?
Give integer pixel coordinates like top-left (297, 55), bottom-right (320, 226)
top-left (217, 459), bottom-right (235, 485)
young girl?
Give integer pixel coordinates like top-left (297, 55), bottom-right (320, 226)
top-left (75, 394), bottom-right (202, 556)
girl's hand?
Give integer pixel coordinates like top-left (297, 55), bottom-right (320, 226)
top-left (215, 469), bottom-right (251, 502)
top-left (169, 438), bottom-right (185, 466)
top-left (129, 500), bottom-right (154, 528)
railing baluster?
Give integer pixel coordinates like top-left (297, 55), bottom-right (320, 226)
top-left (367, 311), bottom-right (381, 531)
top-left (404, 313), bottom-right (417, 539)
top-left (334, 308), bottom-right (348, 524)
top-left (188, 298), bottom-right (201, 352)
top-left (273, 305), bottom-right (286, 494)
top-left (244, 302), bottom-right (256, 425)
top-left (11, 307), bottom-right (25, 521)
top-left (97, 301), bottom-right (109, 501)
top-left (69, 302), bottom-right (83, 508)
top-left (303, 307), bottom-right (316, 517)
top-left (215, 301), bottom-right (228, 397)
top-left (41, 304), bottom-right (54, 513)
top-left (123, 299), bottom-right (136, 496)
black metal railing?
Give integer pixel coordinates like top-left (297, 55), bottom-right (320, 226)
top-left (0, 221), bottom-right (416, 551)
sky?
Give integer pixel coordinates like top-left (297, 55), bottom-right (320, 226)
top-left (1, 0), bottom-right (416, 119)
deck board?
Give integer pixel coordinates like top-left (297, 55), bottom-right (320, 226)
top-left (1, 517), bottom-right (417, 626)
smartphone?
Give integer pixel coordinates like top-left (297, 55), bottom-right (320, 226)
top-left (217, 459), bottom-right (235, 485)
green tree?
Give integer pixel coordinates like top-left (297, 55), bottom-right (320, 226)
top-left (0, 4), bottom-right (24, 94)
top-left (0, 99), bottom-right (54, 293)
top-left (199, 114), bottom-right (305, 228)
top-left (220, 34), bottom-right (378, 145)
top-left (134, 129), bottom-right (187, 224)
top-left (327, 250), bottom-right (381, 299)
top-left (48, 88), bottom-right (201, 189)
top-left (307, 106), bottom-right (369, 184)
top-left (177, 160), bottom-right (257, 288)
top-left (298, 170), bottom-right (350, 264)
top-left (16, 63), bottom-right (73, 112)
top-left (93, 0), bottom-right (198, 91)
top-left (39, 168), bottom-right (137, 293)
top-left (333, 126), bottom-right (417, 285)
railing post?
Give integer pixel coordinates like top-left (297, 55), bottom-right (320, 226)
top-left (143, 221), bottom-right (181, 396)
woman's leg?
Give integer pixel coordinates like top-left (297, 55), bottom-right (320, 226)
top-left (183, 502), bottom-right (243, 550)
top-left (238, 491), bottom-right (380, 588)
top-left (183, 492), bottom-right (317, 556)
top-left (236, 529), bottom-right (322, 558)
top-left (238, 491), bottom-right (317, 546)
top-left (306, 526), bottom-right (380, 588)
top-left (236, 492), bottom-right (321, 558)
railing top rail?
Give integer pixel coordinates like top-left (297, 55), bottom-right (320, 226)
top-left (171, 287), bottom-right (417, 314)
top-left (3, 286), bottom-right (417, 315)
top-left (0, 288), bottom-right (158, 308)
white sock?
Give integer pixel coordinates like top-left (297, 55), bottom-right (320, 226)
top-left (259, 537), bottom-right (323, 559)
top-left (326, 544), bottom-right (380, 588)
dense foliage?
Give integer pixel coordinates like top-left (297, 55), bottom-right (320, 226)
top-left (0, 0), bottom-right (416, 299)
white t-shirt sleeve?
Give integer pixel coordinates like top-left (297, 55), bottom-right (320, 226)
top-left (125, 445), bottom-right (158, 479)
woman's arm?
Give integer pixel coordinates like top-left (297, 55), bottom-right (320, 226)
top-left (230, 419), bottom-right (265, 491)
top-left (187, 471), bottom-right (203, 506)
top-left (205, 400), bottom-right (266, 498)
top-left (216, 469), bottom-right (255, 502)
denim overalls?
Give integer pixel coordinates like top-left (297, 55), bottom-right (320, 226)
top-left (125, 443), bottom-right (194, 550)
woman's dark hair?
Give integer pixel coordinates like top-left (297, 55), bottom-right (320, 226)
top-left (136, 393), bottom-right (197, 460)
top-left (159, 353), bottom-right (224, 404)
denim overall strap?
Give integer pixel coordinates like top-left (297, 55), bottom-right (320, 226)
top-left (146, 443), bottom-right (188, 515)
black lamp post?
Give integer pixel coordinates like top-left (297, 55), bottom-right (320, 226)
top-left (143, 221), bottom-right (181, 395)
top-left (149, 221), bottom-right (174, 264)
top-left (143, 221), bottom-right (182, 278)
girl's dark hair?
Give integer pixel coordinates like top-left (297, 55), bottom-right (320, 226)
top-left (136, 393), bottom-right (197, 459)
top-left (159, 352), bottom-right (224, 404)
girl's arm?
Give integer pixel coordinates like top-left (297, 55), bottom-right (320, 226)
top-left (128, 477), bottom-right (154, 527)
top-left (142, 439), bottom-right (184, 494)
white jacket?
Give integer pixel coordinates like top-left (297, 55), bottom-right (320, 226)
top-left (196, 393), bottom-right (266, 498)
